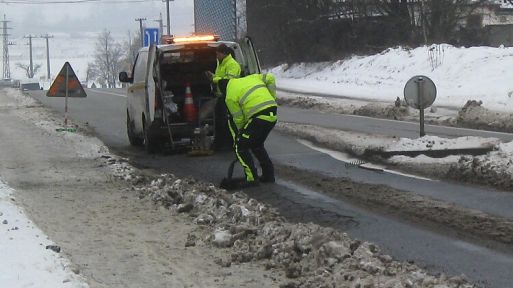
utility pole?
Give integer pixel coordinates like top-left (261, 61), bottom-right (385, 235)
top-left (163, 0), bottom-right (174, 35)
top-left (135, 17), bottom-right (146, 47)
top-left (40, 34), bottom-right (53, 80)
top-left (24, 35), bottom-right (36, 78)
top-left (1, 15), bottom-right (12, 80)
top-left (154, 13), bottom-right (164, 38)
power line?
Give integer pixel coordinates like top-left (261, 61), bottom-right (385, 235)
top-left (0, 0), bottom-right (157, 4)
top-left (40, 34), bottom-right (53, 80)
top-left (23, 34), bottom-right (36, 78)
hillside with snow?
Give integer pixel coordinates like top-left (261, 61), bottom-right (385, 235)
top-left (271, 44), bottom-right (513, 112)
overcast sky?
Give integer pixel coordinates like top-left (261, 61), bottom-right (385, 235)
top-left (1, 0), bottom-right (194, 38)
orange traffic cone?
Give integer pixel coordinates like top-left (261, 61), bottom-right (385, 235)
top-left (183, 83), bottom-right (197, 123)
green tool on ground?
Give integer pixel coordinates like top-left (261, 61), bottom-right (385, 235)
top-left (56, 127), bottom-right (77, 132)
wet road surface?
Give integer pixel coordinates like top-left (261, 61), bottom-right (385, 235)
top-left (26, 88), bottom-right (513, 287)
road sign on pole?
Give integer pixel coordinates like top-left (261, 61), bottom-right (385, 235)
top-left (404, 75), bottom-right (437, 137)
top-left (47, 62), bottom-right (87, 130)
top-left (144, 28), bottom-right (160, 46)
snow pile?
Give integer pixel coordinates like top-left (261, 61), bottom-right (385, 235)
top-left (386, 135), bottom-right (500, 152)
top-left (133, 173), bottom-right (475, 288)
top-left (1, 88), bottom-right (134, 179)
top-left (0, 181), bottom-right (88, 288)
top-left (449, 141), bottom-right (513, 189)
top-left (271, 44), bottom-right (513, 112)
top-left (275, 122), bottom-right (395, 156)
top-left (0, 87), bottom-right (38, 107)
top-left (456, 99), bottom-right (513, 132)
top-left (277, 121), bottom-right (513, 190)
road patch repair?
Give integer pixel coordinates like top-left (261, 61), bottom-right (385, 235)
top-left (0, 89), bottom-right (483, 286)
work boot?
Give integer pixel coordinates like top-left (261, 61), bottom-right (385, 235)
top-left (259, 175), bottom-right (275, 183)
top-left (220, 177), bottom-right (259, 190)
top-left (259, 163), bottom-right (275, 183)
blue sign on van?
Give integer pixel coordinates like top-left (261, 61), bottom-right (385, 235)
top-left (144, 28), bottom-right (159, 47)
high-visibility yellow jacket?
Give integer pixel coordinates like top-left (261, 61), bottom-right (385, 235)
top-left (212, 54), bottom-right (241, 84)
top-left (225, 73), bottom-right (278, 130)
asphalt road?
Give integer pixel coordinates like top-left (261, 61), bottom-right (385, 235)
top-left (27, 88), bottom-right (513, 287)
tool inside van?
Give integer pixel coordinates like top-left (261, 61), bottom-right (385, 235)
top-left (157, 52), bottom-right (217, 155)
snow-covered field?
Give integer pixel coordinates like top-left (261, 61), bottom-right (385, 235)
top-left (265, 43), bottom-right (513, 189)
top-left (271, 44), bottom-right (513, 112)
top-left (8, 32), bottom-right (125, 88)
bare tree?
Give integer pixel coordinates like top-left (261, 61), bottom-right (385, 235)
top-left (16, 63), bottom-right (42, 79)
top-left (121, 30), bottom-right (141, 72)
top-left (88, 30), bottom-right (125, 88)
top-left (425, 0), bottom-right (486, 43)
top-left (374, 0), bottom-right (487, 43)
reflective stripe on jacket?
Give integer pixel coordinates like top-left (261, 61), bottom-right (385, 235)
top-left (212, 54), bottom-right (241, 84)
top-left (225, 74), bottom-right (278, 130)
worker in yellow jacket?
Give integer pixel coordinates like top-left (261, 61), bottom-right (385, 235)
top-left (218, 73), bottom-right (278, 190)
top-left (206, 44), bottom-right (241, 92)
top-left (206, 44), bottom-right (242, 150)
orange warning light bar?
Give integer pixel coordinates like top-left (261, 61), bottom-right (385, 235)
top-left (161, 34), bottom-right (220, 44)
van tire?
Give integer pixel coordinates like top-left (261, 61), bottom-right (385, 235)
top-left (143, 118), bottom-right (159, 154)
top-left (127, 111), bottom-right (143, 146)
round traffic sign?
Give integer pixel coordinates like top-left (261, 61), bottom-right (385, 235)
top-left (403, 75), bottom-right (437, 109)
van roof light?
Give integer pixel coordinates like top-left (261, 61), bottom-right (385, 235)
top-left (161, 34), bottom-right (220, 44)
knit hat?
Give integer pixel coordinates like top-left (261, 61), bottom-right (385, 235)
top-left (216, 44), bottom-right (231, 55)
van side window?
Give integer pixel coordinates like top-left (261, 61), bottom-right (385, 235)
top-left (133, 51), bottom-right (148, 83)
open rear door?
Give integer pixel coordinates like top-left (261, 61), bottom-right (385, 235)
top-left (145, 44), bottom-right (157, 122)
top-left (239, 36), bottom-right (261, 75)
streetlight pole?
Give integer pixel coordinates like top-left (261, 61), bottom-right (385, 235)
top-left (163, 0), bottom-right (174, 35)
top-left (135, 18), bottom-right (146, 47)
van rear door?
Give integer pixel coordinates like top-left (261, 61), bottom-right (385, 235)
top-left (145, 44), bottom-right (157, 122)
top-left (239, 37), bottom-right (261, 74)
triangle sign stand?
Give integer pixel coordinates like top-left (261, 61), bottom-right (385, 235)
top-left (47, 62), bottom-right (87, 131)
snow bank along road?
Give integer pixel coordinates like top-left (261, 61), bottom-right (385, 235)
top-left (16, 87), bottom-right (513, 287)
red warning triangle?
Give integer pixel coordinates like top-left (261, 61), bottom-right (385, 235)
top-left (47, 62), bottom-right (87, 98)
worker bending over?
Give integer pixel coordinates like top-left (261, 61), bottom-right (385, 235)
top-left (218, 73), bottom-right (278, 190)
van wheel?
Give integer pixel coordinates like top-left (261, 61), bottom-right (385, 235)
top-left (143, 120), bottom-right (159, 154)
top-left (127, 112), bottom-right (143, 146)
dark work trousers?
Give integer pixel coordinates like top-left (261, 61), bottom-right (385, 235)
top-left (229, 108), bottom-right (277, 182)
top-left (213, 97), bottom-right (233, 150)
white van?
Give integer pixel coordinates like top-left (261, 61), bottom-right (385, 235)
top-left (119, 35), bottom-right (261, 153)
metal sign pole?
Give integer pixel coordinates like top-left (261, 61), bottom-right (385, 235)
top-left (417, 77), bottom-right (425, 137)
top-left (65, 65), bottom-right (69, 126)
top-left (404, 75), bottom-right (436, 138)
